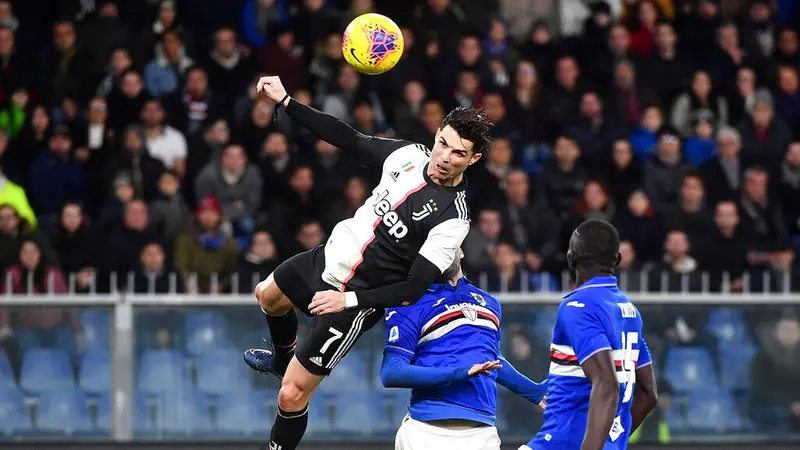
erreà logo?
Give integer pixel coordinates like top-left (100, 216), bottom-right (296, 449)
top-left (373, 190), bottom-right (408, 239)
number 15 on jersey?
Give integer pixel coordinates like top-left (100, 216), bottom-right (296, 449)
top-left (620, 332), bottom-right (638, 403)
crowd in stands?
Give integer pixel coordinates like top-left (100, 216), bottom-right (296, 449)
top-left (0, 0), bottom-right (799, 441)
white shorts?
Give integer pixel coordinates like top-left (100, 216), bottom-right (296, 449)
top-left (395, 415), bottom-right (501, 450)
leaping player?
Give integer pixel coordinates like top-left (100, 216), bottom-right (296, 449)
top-left (522, 219), bottom-right (658, 450)
top-left (383, 249), bottom-right (547, 450)
top-left (244, 76), bottom-right (492, 450)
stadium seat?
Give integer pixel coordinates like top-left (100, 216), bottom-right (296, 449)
top-left (95, 393), bottom-right (111, 433)
top-left (80, 309), bottom-right (112, 351)
top-left (0, 350), bottom-right (15, 388)
top-left (20, 348), bottom-right (74, 393)
top-left (704, 308), bottom-right (752, 345)
top-left (79, 349), bottom-right (111, 394)
top-left (372, 389), bottom-right (410, 435)
top-left (718, 344), bottom-right (757, 391)
top-left (136, 349), bottom-right (188, 395)
top-left (215, 390), bottom-right (269, 435)
top-left (686, 388), bottom-right (745, 431)
top-left (533, 308), bottom-right (558, 344)
top-left (319, 350), bottom-right (368, 393)
top-left (133, 392), bottom-right (156, 434)
top-left (663, 347), bottom-right (717, 392)
top-left (196, 348), bottom-right (252, 394)
top-left (155, 389), bottom-right (212, 435)
top-left (327, 391), bottom-right (376, 436)
top-left (305, 395), bottom-right (333, 439)
top-left (36, 389), bottom-right (94, 434)
top-left (0, 386), bottom-right (33, 433)
top-left (184, 311), bottom-right (230, 356)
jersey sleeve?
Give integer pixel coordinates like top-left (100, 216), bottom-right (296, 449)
top-left (384, 307), bottom-right (421, 357)
top-left (559, 299), bottom-right (613, 365)
top-left (284, 99), bottom-right (411, 167)
top-left (419, 214), bottom-right (471, 273)
top-left (637, 334), bottom-right (653, 368)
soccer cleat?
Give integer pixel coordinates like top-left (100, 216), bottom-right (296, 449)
top-left (244, 348), bottom-right (283, 379)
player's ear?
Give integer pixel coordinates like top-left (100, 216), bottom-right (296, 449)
top-left (614, 251), bottom-right (622, 267)
top-left (567, 249), bottom-right (576, 269)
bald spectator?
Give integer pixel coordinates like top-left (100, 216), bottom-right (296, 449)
top-left (107, 200), bottom-right (158, 277)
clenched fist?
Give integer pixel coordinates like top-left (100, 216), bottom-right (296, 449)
top-left (257, 76), bottom-right (290, 107)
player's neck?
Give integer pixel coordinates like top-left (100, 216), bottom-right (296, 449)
top-left (575, 268), bottom-right (613, 286)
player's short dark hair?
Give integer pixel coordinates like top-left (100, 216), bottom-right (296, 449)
top-left (571, 219), bottom-right (621, 270)
top-left (437, 254), bottom-right (462, 284)
top-left (440, 107), bottom-right (493, 154)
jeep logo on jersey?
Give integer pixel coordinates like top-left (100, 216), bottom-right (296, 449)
top-left (373, 190), bottom-right (408, 239)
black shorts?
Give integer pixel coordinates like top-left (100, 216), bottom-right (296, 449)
top-left (273, 245), bottom-right (383, 376)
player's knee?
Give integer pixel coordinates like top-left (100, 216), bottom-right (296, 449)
top-left (255, 273), bottom-right (281, 314)
top-left (278, 381), bottom-right (310, 412)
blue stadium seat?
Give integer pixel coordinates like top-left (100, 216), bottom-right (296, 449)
top-left (305, 395), bottom-right (332, 439)
top-left (133, 392), bottom-right (155, 434)
top-left (196, 348), bottom-right (252, 394)
top-left (155, 389), bottom-right (212, 434)
top-left (663, 347), bottom-right (717, 392)
top-left (533, 308), bottom-right (558, 344)
top-left (0, 350), bottom-right (15, 388)
top-left (374, 390), bottom-right (410, 433)
top-left (79, 349), bottom-right (111, 394)
top-left (95, 393), bottom-right (111, 433)
top-left (80, 309), bottom-right (111, 351)
top-left (20, 348), bottom-right (74, 393)
top-left (686, 388), bottom-right (745, 431)
top-left (137, 349), bottom-right (188, 395)
top-left (704, 308), bottom-right (752, 345)
top-left (319, 350), bottom-right (368, 393)
top-left (718, 344), bottom-right (757, 391)
top-left (36, 389), bottom-right (94, 434)
top-left (0, 386), bottom-right (33, 433)
top-left (328, 391), bottom-right (376, 436)
top-left (184, 311), bottom-right (230, 356)
top-left (215, 390), bottom-right (269, 435)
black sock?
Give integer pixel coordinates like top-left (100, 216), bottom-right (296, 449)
top-left (269, 405), bottom-right (309, 450)
top-left (264, 308), bottom-right (298, 349)
top-left (265, 308), bottom-right (298, 374)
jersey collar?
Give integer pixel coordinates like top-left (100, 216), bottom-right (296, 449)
top-left (427, 276), bottom-right (470, 293)
top-left (563, 276), bottom-right (618, 298)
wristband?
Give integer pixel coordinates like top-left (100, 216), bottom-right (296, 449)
top-left (344, 291), bottom-right (359, 309)
top-left (271, 94), bottom-right (290, 124)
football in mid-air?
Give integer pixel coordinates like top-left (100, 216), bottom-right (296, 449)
top-left (342, 13), bottom-right (404, 75)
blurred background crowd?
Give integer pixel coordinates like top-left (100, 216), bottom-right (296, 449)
top-left (0, 0), bottom-right (800, 444)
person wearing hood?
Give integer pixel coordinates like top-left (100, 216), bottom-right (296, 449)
top-left (643, 126), bottom-right (691, 214)
top-left (174, 194), bottom-right (239, 294)
top-left (195, 143), bottom-right (262, 237)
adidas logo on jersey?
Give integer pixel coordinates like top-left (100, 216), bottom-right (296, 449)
top-left (373, 189), bottom-right (408, 239)
top-left (390, 171), bottom-right (400, 180)
top-left (309, 356), bottom-right (323, 366)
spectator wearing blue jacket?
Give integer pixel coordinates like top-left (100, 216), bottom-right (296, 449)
top-left (27, 125), bottom-right (87, 218)
top-left (241, 0), bottom-right (288, 48)
top-left (683, 110), bottom-right (718, 166)
top-left (143, 30), bottom-right (195, 99)
top-left (630, 106), bottom-right (663, 162)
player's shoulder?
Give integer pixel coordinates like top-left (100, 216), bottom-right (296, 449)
top-left (385, 288), bottom-right (443, 322)
top-left (383, 141), bottom-right (431, 166)
top-left (426, 186), bottom-right (470, 225)
top-left (462, 282), bottom-right (500, 312)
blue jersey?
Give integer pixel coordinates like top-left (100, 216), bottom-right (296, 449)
top-left (527, 276), bottom-right (652, 450)
top-left (383, 278), bottom-right (502, 425)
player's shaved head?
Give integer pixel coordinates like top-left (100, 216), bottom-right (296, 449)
top-left (438, 248), bottom-right (464, 285)
top-left (567, 219), bottom-right (622, 282)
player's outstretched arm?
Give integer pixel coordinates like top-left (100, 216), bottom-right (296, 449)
top-left (257, 76), bottom-right (408, 167)
top-left (381, 352), bottom-right (501, 389)
top-left (495, 355), bottom-right (548, 407)
top-left (630, 363), bottom-right (658, 433)
top-left (581, 351), bottom-right (620, 450)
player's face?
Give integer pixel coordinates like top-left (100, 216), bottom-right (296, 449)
top-left (429, 125), bottom-right (481, 183)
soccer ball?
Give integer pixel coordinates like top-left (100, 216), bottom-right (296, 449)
top-left (342, 13), bottom-right (404, 75)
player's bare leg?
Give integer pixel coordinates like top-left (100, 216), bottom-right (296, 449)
top-left (269, 356), bottom-right (325, 450)
top-left (244, 273), bottom-right (299, 378)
